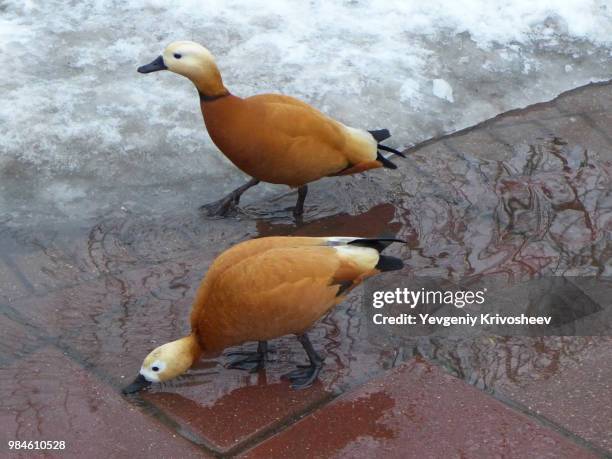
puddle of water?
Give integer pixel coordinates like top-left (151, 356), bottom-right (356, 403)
top-left (397, 137), bottom-right (610, 281)
top-left (386, 135), bottom-right (611, 391)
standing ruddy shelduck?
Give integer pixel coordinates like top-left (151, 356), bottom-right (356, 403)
top-left (137, 41), bottom-right (404, 218)
top-left (123, 236), bottom-right (404, 393)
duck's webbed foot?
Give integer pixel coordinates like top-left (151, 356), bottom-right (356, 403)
top-left (281, 333), bottom-right (323, 389)
top-left (200, 178), bottom-right (260, 217)
top-left (226, 341), bottom-right (268, 373)
top-left (200, 195), bottom-right (239, 217)
top-left (282, 364), bottom-right (322, 389)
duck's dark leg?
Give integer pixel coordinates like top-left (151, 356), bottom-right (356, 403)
top-left (226, 341), bottom-right (268, 373)
top-left (293, 185), bottom-right (308, 218)
top-left (281, 333), bottom-right (323, 389)
top-left (200, 178), bottom-right (260, 217)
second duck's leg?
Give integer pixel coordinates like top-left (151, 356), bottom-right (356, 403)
top-left (293, 185), bottom-right (308, 218)
top-left (281, 333), bottom-right (323, 389)
top-left (226, 341), bottom-right (268, 373)
top-left (200, 178), bottom-right (260, 217)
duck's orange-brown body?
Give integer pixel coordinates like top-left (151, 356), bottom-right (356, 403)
top-left (201, 94), bottom-right (383, 187)
top-left (189, 236), bottom-right (382, 351)
top-left (124, 234), bottom-right (403, 393)
top-left (137, 41), bottom-right (403, 217)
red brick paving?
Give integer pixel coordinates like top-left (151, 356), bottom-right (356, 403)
top-left (144, 376), bottom-right (332, 453)
top-left (497, 337), bottom-right (612, 453)
top-left (0, 80), bottom-right (610, 457)
top-left (0, 346), bottom-right (206, 458)
top-left (241, 358), bottom-right (598, 459)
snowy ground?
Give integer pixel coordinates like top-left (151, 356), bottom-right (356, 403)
top-left (1, 0), bottom-right (611, 226)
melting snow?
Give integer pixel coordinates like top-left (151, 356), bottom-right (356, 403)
top-left (0, 0), bottom-right (611, 224)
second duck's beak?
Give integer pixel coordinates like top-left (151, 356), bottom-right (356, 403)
top-left (122, 373), bottom-right (152, 394)
top-left (137, 55), bottom-right (167, 74)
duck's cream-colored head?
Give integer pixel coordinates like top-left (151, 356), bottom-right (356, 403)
top-left (123, 334), bottom-right (201, 394)
top-left (137, 41), bottom-right (227, 98)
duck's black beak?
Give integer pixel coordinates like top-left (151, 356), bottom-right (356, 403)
top-left (122, 374), bottom-right (152, 394)
top-left (137, 55), bottom-right (167, 74)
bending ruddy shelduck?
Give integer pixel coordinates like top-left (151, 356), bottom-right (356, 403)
top-left (138, 41), bottom-right (404, 218)
top-left (123, 236), bottom-right (404, 393)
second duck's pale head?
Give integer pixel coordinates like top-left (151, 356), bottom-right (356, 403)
top-left (122, 334), bottom-right (202, 394)
top-left (138, 41), bottom-right (227, 99)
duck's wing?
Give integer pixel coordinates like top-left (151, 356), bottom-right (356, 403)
top-left (198, 236), bottom-right (402, 285)
top-left (191, 237), bottom-right (403, 348)
top-left (189, 236), bottom-right (321, 333)
top-left (244, 94), bottom-right (380, 179)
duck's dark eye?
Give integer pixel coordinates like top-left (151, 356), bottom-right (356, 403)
top-left (173, 53), bottom-right (182, 59)
top-left (152, 366), bottom-right (159, 372)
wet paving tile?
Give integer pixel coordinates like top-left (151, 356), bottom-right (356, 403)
top-left (495, 337), bottom-right (612, 453)
top-left (8, 276), bottom-right (127, 337)
top-left (0, 230), bottom-right (96, 299)
top-left (492, 103), bottom-right (565, 128)
top-left (0, 313), bottom-right (45, 366)
top-left (241, 358), bottom-right (597, 459)
top-left (0, 210), bottom-right (259, 304)
top-left (481, 277), bottom-right (610, 335)
top-left (555, 82), bottom-right (612, 115)
top-left (62, 211), bottom-right (253, 276)
top-left (570, 276), bottom-right (612, 305)
top-left (0, 346), bottom-right (206, 458)
top-left (538, 114), bottom-right (612, 160)
top-left (9, 252), bottom-right (212, 380)
top-left (443, 129), bottom-right (513, 162)
top-left (415, 336), bottom-right (609, 392)
top-left (585, 112), bottom-right (612, 158)
top-left (395, 125), bottom-right (610, 281)
top-left (142, 373), bottom-right (331, 453)
top-left (0, 256), bottom-right (32, 303)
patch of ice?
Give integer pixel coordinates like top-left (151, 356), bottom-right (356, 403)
top-left (432, 79), bottom-right (454, 103)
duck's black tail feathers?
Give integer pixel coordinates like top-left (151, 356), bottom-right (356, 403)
top-left (376, 152), bottom-right (398, 169)
top-left (368, 129), bottom-right (406, 170)
top-left (375, 255), bottom-right (404, 272)
top-left (368, 129), bottom-right (391, 142)
top-left (378, 144), bottom-right (406, 158)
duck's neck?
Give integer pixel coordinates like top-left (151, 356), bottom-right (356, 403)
top-left (198, 93), bottom-right (243, 143)
top-left (189, 64), bottom-right (229, 101)
top-left (179, 333), bottom-right (203, 364)
top-left (199, 90), bottom-right (230, 102)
